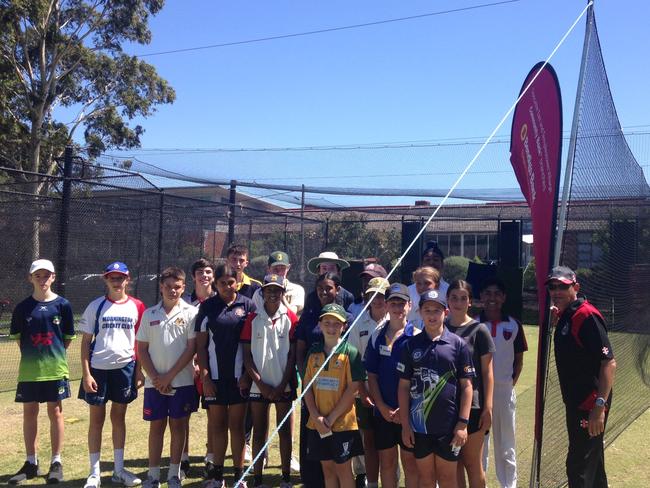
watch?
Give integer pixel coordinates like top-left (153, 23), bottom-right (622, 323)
top-left (595, 396), bottom-right (606, 408)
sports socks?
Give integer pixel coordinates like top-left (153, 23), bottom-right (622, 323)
top-left (27, 454), bottom-right (37, 465)
top-left (168, 463), bottom-right (180, 480)
top-left (51, 454), bottom-right (62, 464)
top-left (89, 452), bottom-right (101, 476)
top-left (148, 466), bottom-right (161, 481)
top-left (114, 448), bottom-right (124, 474)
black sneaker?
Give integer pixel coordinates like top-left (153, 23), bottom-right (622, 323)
top-left (180, 459), bottom-right (191, 480)
top-left (204, 460), bottom-right (216, 480)
top-left (355, 473), bottom-right (367, 488)
top-left (9, 461), bottom-right (40, 485)
top-left (46, 461), bottom-right (64, 484)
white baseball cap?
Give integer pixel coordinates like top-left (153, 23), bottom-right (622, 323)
top-left (29, 259), bottom-right (55, 274)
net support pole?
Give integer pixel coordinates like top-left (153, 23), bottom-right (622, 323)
top-left (156, 190), bottom-right (164, 304)
top-left (228, 180), bottom-right (237, 246)
top-left (56, 145), bottom-right (73, 296)
top-left (299, 184), bottom-right (306, 283)
top-left (530, 4), bottom-right (594, 487)
top-left (554, 3), bottom-right (593, 266)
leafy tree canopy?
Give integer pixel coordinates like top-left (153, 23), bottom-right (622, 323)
top-left (0, 0), bottom-right (175, 181)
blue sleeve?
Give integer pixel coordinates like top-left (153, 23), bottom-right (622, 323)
top-left (364, 334), bottom-right (380, 374)
top-left (457, 340), bottom-right (476, 379)
top-left (61, 299), bottom-right (75, 339)
top-left (9, 302), bottom-right (23, 339)
top-left (397, 340), bottom-right (413, 379)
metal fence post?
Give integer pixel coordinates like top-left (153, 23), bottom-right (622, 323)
top-left (156, 190), bottom-right (164, 303)
top-left (56, 146), bottom-right (73, 296)
top-left (300, 184), bottom-right (305, 283)
top-left (228, 180), bottom-right (237, 246)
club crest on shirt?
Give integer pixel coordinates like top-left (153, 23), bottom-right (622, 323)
top-left (52, 315), bottom-right (61, 325)
top-left (412, 349), bottom-right (423, 361)
top-left (174, 317), bottom-right (186, 326)
top-left (503, 325), bottom-right (513, 340)
top-left (602, 346), bottom-right (609, 356)
top-left (234, 307), bottom-right (245, 317)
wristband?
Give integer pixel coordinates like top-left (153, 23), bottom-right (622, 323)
top-left (457, 417), bottom-right (469, 424)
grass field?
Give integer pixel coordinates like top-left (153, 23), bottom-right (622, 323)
top-left (0, 326), bottom-right (648, 486)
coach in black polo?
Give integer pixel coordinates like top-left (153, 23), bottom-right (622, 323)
top-left (547, 265), bottom-right (616, 488)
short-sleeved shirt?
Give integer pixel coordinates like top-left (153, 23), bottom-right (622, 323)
top-left (10, 295), bottom-right (76, 382)
top-left (347, 310), bottom-right (388, 360)
top-left (364, 322), bottom-right (418, 413)
top-left (554, 298), bottom-right (614, 409)
top-left (252, 280), bottom-right (305, 315)
top-left (136, 299), bottom-right (198, 388)
top-left (295, 307), bottom-right (324, 351)
top-left (240, 304), bottom-right (298, 393)
top-left (195, 293), bottom-right (255, 380)
top-left (304, 340), bottom-right (366, 432)
top-left (303, 287), bottom-right (355, 318)
top-left (237, 273), bottom-right (262, 299)
top-left (445, 319), bottom-right (495, 409)
top-left (479, 312), bottom-right (528, 385)
top-left (79, 296), bottom-right (145, 370)
top-left (397, 328), bottom-right (475, 436)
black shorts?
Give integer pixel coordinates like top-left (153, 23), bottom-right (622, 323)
top-left (373, 414), bottom-right (414, 452)
top-left (78, 361), bottom-right (138, 405)
top-left (306, 428), bottom-right (364, 464)
top-left (202, 378), bottom-right (248, 407)
top-left (355, 399), bottom-right (373, 430)
top-left (16, 379), bottom-right (70, 403)
top-left (248, 387), bottom-right (297, 403)
top-left (468, 408), bottom-right (489, 435)
top-left (414, 432), bottom-right (459, 461)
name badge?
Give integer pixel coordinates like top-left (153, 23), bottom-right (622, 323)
top-left (379, 344), bottom-right (391, 356)
top-left (316, 377), bottom-right (340, 391)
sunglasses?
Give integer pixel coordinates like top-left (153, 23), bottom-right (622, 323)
top-left (547, 282), bottom-right (573, 291)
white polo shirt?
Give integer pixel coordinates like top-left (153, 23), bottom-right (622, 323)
top-left (347, 310), bottom-right (388, 359)
top-left (251, 279), bottom-right (305, 315)
top-left (240, 303), bottom-right (298, 393)
top-left (407, 279), bottom-right (449, 327)
top-left (136, 299), bottom-right (198, 388)
top-left (79, 295), bottom-right (145, 370)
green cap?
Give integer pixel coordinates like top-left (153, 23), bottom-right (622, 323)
top-left (268, 251), bottom-right (290, 267)
top-left (319, 303), bottom-right (348, 323)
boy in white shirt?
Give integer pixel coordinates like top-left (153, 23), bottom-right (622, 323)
top-left (137, 267), bottom-right (198, 488)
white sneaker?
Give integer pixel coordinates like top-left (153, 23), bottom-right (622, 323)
top-left (84, 473), bottom-right (102, 488)
top-left (142, 477), bottom-right (160, 488)
top-left (244, 444), bottom-right (252, 463)
top-left (167, 476), bottom-right (182, 488)
top-left (111, 469), bottom-right (142, 486)
top-left (290, 456), bottom-right (300, 473)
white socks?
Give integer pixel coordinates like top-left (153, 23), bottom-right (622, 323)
top-left (168, 463), bottom-right (180, 480)
top-left (27, 455), bottom-right (37, 465)
top-left (89, 452), bottom-right (101, 476)
top-left (113, 448), bottom-right (124, 474)
top-left (148, 466), bottom-right (161, 481)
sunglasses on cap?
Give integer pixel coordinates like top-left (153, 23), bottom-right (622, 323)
top-left (547, 282), bottom-right (574, 291)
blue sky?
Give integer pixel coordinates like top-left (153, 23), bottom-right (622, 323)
top-left (95, 0), bottom-right (649, 207)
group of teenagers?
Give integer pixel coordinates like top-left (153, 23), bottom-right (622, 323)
top-left (9, 241), bottom-right (529, 488)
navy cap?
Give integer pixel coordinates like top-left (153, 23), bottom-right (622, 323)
top-left (262, 273), bottom-right (286, 290)
top-left (386, 283), bottom-right (410, 302)
top-left (103, 261), bottom-right (129, 276)
top-left (419, 289), bottom-right (447, 308)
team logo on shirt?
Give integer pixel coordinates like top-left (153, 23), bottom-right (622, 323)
top-left (602, 346), bottom-right (609, 356)
top-left (502, 326), bottom-right (513, 340)
top-left (58, 386), bottom-right (65, 395)
top-left (333, 357), bottom-right (343, 369)
top-left (464, 365), bottom-right (475, 374)
top-left (174, 317), bottom-right (186, 326)
top-left (234, 307), bottom-right (245, 317)
top-left (39, 306), bottom-right (48, 312)
top-left (52, 315), bottom-right (61, 325)
top-left (412, 349), bottom-right (423, 361)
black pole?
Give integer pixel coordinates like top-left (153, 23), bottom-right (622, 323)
top-left (324, 218), bottom-right (330, 250)
top-left (156, 190), bottom-right (164, 303)
top-left (228, 180), bottom-right (237, 246)
top-left (56, 146), bottom-right (73, 296)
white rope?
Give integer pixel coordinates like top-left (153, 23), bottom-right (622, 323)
top-left (235, 3), bottom-right (592, 485)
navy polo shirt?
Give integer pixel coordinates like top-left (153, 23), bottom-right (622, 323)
top-left (364, 322), bottom-right (418, 414)
top-left (295, 306), bottom-right (323, 351)
top-left (397, 328), bottom-right (475, 437)
top-left (195, 293), bottom-right (255, 380)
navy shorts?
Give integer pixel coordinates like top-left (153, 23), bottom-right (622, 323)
top-left (202, 378), bottom-right (248, 407)
top-left (306, 428), bottom-right (364, 464)
top-left (248, 387), bottom-right (297, 404)
top-left (15, 379), bottom-right (70, 403)
top-left (413, 432), bottom-right (458, 462)
top-left (355, 399), bottom-right (373, 430)
top-left (78, 361), bottom-right (138, 406)
top-left (373, 414), bottom-right (413, 452)
top-left (143, 386), bottom-right (199, 420)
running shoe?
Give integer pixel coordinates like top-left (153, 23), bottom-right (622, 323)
top-left (46, 461), bottom-right (64, 484)
top-left (84, 473), bottom-right (102, 488)
top-left (111, 469), bottom-right (142, 486)
top-left (8, 461), bottom-right (40, 485)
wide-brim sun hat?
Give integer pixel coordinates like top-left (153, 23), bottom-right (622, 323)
top-left (307, 251), bottom-right (350, 275)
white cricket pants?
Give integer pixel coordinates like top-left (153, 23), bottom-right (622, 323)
top-left (482, 383), bottom-right (517, 488)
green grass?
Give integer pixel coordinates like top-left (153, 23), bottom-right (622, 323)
top-left (0, 326), bottom-right (648, 486)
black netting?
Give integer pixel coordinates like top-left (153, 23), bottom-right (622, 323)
top-left (538, 7), bottom-right (650, 487)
